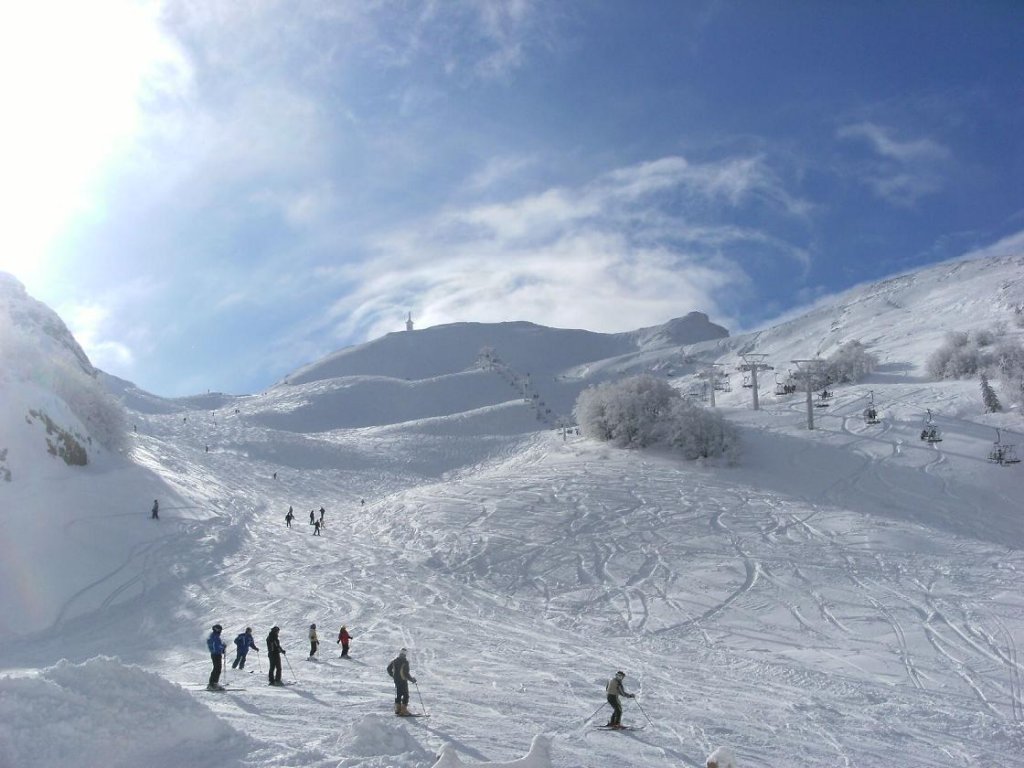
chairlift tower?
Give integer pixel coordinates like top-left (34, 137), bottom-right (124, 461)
top-left (699, 363), bottom-right (725, 407)
top-left (738, 354), bottom-right (773, 411)
top-left (792, 359), bottom-right (825, 429)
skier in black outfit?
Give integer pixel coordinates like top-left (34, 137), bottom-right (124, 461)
top-left (605, 670), bottom-right (634, 728)
top-left (387, 648), bottom-right (417, 715)
top-left (266, 626), bottom-right (286, 685)
top-left (285, 507), bottom-right (294, 527)
top-left (206, 624), bottom-right (226, 690)
top-left (151, 499), bottom-right (159, 519)
top-left (313, 520), bottom-right (321, 536)
top-left (309, 510), bottom-right (315, 525)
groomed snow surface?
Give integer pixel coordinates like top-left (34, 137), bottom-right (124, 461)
top-left (4, 378), bottom-right (1024, 767)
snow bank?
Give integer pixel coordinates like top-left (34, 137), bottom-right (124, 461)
top-left (706, 745), bottom-right (738, 768)
top-left (336, 714), bottom-right (434, 767)
top-left (432, 734), bottom-right (553, 768)
top-left (0, 657), bottom-right (257, 768)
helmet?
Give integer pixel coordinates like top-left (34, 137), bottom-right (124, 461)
top-left (245, 627), bottom-right (252, 633)
top-left (399, 647), bottom-right (407, 656)
top-left (615, 671), bottom-right (625, 679)
top-left (271, 626), bottom-right (280, 632)
top-left (310, 623), bottom-right (316, 628)
top-left (212, 624), bottom-right (222, 632)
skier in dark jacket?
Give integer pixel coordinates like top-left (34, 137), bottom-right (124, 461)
top-left (605, 670), bottom-right (634, 728)
top-left (285, 507), bottom-right (294, 527)
top-left (337, 625), bottom-right (351, 657)
top-left (266, 626), bottom-right (286, 685)
top-left (309, 510), bottom-right (315, 525)
top-left (151, 499), bottom-right (159, 520)
top-left (206, 624), bottom-right (226, 690)
top-left (232, 627), bottom-right (259, 669)
top-left (387, 648), bottom-right (417, 715)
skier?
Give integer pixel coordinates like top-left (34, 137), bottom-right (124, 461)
top-left (387, 647), bottom-right (417, 716)
top-left (308, 623), bottom-right (319, 658)
top-left (319, 507), bottom-right (326, 528)
top-left (232, 627), bottom-right (259, 670)
top-left (337, 625), bottom-right (351, 657)
top-left (309, 510), bottom-right (315, 525)
top-left (605, 670), bottom-right (635, 728)
top-left (266, 626), bottom-right (286, 685)
top-left (313, 520), bottom-right (322, 536)
top-left (151, 499), bottom-right (159, 520)
top-left (206, 624), bottom-right (227, 690)
top-left (285, 507), bottom-right (294, 527)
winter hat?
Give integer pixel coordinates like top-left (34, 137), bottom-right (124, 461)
top-left (212, 624), bottom-right (222, 632)
top-left (245, 627), bottom-right (252, 633)
top-left (310, 623), bottom-right (316, 628)
top-left (271, 626), bottom-right (280, 632)
top-left (399, 647), bottom-right (407, 656)
top-left (615, 671), bottom-right (625, 679)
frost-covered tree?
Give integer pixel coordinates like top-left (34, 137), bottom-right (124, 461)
top-left (574, 375), bottom-right (677, 448)
top-left (980, 373), bottom-right (1001, 413)
top-left (823, 340), bottom-right (878, 384)
top-left (574, 374), bottom-right (739, 459)
top-left (926, 330), bottom-right (994, 379)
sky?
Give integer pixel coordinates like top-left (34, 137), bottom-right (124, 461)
top-left (1, 0), bottom-right (1021, 397)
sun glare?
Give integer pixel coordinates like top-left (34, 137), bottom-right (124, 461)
top-left (0, 1), bottom-right (187, 286)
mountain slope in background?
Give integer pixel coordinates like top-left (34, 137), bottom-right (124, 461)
top-left (2, 253), bottom-right (1023, 768)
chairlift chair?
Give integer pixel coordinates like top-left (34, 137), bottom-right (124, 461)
top-left (741, 373), bottom-right (753, 389)
top-left (864, 406), bottom-right (879, 425)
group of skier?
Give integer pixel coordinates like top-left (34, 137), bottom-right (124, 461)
top-left (205, 622), bottom-right (353, 690)
top-left (283, 505), bottom-right (327, 534)
top-left (205, 623), bottom-right (638, 726)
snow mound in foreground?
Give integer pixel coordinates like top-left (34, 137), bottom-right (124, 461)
top-left (432, 734), bottom-right (552, 767)
top-left (338, 714), bottom-right (434, 766)
top-left (0, 656), bottom-right (257, 768)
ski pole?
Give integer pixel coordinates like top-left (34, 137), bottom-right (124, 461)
top-left (634, 697), bottom-right (654, 727)
top-left (414, 681), bottom-right (427, 715)
top-left (284, 653), bottom-right (296, 680)
top-left (584, 701), bottom-right (607, 723)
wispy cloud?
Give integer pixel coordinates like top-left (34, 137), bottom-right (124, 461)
top-left (261, 153), bottom-right (809, 370)
top-left (837, 122), bottom-right (950, 206)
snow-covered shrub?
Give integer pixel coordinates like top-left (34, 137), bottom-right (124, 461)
top-left (926, 331), bottom-right (994, 379)
top-left (574, 375), bottom-right (677, 447)
top-left (574, 374), bottom-right (738, 459)
top-left (664, 398), bottom-right (740, 460)
top-left (993, 338), bottom-right (1024, 412)
top-left (823, 340), bottom-right (878, 384)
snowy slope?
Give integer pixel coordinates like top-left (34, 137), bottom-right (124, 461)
top-left (2, 254), bottom-right (1024, 768)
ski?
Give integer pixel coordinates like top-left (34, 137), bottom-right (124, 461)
top-left (397, 713), bottom-right (430, 718)
top-left (199, 687), bottom-right (245, 692)
top-left (595, 725), bottom-right (643, 731)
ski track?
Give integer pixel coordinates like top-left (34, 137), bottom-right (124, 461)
top-left (13, 383), bottom-right (1024, 768)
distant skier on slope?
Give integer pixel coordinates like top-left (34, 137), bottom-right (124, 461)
top-left (285, 507), bottom-right (294, 527)
top-left (308, 624), bottom-right (319, 658)
top-left (309, 510), bottom-right (315, 525)
top-left (206, 624), bottom-right (227, 690)
top-left (387, 648), bottom-right (417, 716)
top-left (604, 670), bottom-right (634, 729)
top-left (313, 520), bottom-right (322, 536)
top-left (151, 499), bottom-right (159, 520)
top-left (337, 625), bottom-right (351, 657)
top-left (319, 507), bottom-right (326, 529)
top-left (232, 627), bottom-right (259, 670)
top-left (266, 626), bottom-right (286, 685)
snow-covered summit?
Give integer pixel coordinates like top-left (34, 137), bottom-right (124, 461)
top-left (0, 271), bottom-right (95, 378)
top-left (284, 314), bottom-right (728, 387)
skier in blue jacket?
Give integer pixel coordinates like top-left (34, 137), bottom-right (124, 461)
top-left (207, 624), bottom-right (227, 690)
top-left (232, 627), bottom-right (259, 669)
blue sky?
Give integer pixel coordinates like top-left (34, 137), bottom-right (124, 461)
top-left (2, 1), bottom-right (1021, 396)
